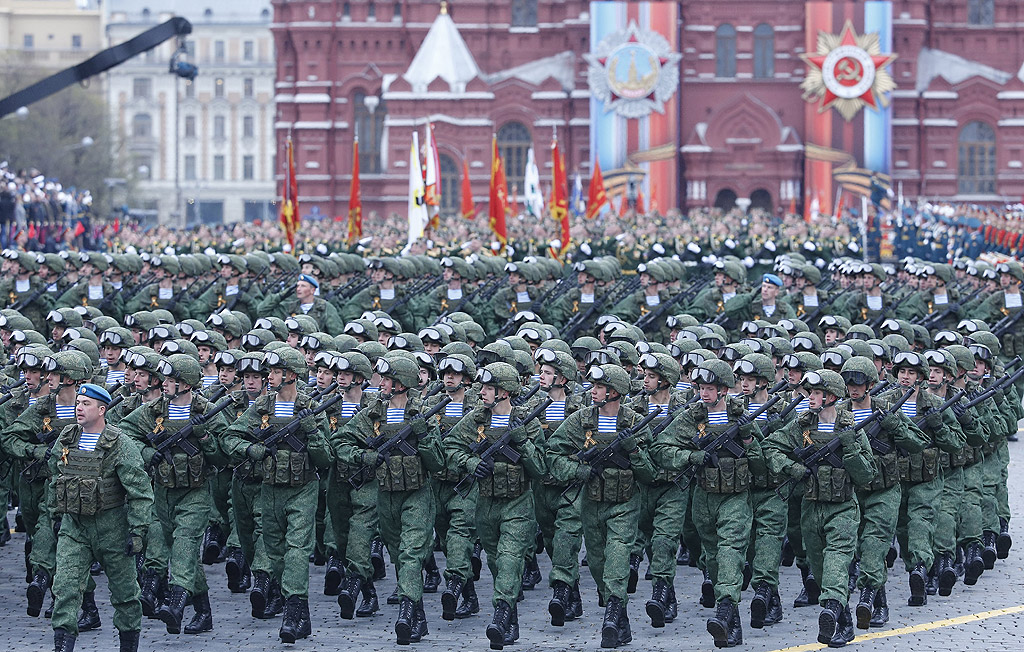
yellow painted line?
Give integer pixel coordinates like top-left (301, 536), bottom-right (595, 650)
top-left (767, 604), bottom-right (1024, 652)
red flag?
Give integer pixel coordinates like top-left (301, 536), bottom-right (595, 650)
top-left (347, 139), bottom-right (363, 246)
top-left (488, 135), bottom-right (508, 252)
top-left (635, 188), bottom-right (646, 215)
top-left (508, 184), bottom-right (519, 218)
top-left (618, 193), bottom-right (629, 217)
top-left (460, 158), bottom-right (475, 220)
top-left (73, 221), bottom-right (85, 237)
top-left (280, 136), bottom-right (299, 250)
top-left (549, 135), bottom-right (568, 223)
top-left (27, 223), bottom-right (37, 240)
top-left (585, 157), bottom-right (608, 220)
top-left (113, 217), bottom-right (120, 233)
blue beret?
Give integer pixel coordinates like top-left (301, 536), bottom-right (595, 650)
top-left (78, 383), bottom-right (112, 404)
top-left (298, 273), bottom-right (319, 289)
top-left (762, 273), bottom-right (784, 287)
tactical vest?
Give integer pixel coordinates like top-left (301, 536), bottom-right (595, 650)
top-left (859, 396), bottom-right (900, 492)
top-left (326, 395), bottom-right (372, 485)
top-left (634, 395), bottom-right (684, 486)
top-left (538, 394), bottom-right (581, 486)
top-left (579, 407), bottom-right (640, 503)
top-left (748, 398), bottom-right (787, 490)
top-left (471, 407), bottom-right (528, 499)
top-left (255, 392), bottom-right (317, 487)
top-left (150, 396), bottom-right (210, 489)
top-left (228, 391), bottom-right (262, 481)
top-left (797, 411), bottom-right (855, 503)
top-left (53, 426), bottom-right (126, 516)
top-left (369, 400), bottom-right (426, 492)
top-left (688, 399), bottom-right (752, 495)
top-left (32, 397), bottom-right (79, 480)
top-left (897, 393), bottom-right (941, 484)
top-left (433, 398), bottom-right (471, 483)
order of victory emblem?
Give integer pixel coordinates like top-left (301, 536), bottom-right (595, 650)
top-left (585, 20), bottom-right (682, 119)
top-left (800, 20), bottom-right (897, 121)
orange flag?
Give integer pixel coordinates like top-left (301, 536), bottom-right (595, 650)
top-left (636, 188), bottom-right (645, 215)
top-left (279, 135), bottom-right (299, 249)
top-left (347, 139), bottom-right (362, 246)
top-left (585, 157), bottom-right (608, 220)
top-left (460, 159), bottom-right (475, 220)
top-left (488, 136), bottom-right (508, 252)
top-left (549, 135), bottom-right (568, 223)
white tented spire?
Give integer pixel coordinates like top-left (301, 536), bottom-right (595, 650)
top-left (403, 3), bottom-right (481, 93)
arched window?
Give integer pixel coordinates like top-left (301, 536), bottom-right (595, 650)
top-left (132, 113), bottom-right (152, 138)
top-left (353, 90), bottom-right (385, 173)
top-left (968, 0), bottom-right (994, 26)
top-left (497, 122), bottom-right (531, 196)
top-left (714, 188), bottom-right (737, 211)
top-left (750, 188), bottom-right (773, 212)
top-left (753, 24), bottom-right (774, 79)
top-left (716, 24), bottom-right (737, 78)
top-left (958, 121), bottom-right (996, 194)
top-left (511, 0), bottom-right (538, 27)
top-left (439, 155), bottom-right (460, 214)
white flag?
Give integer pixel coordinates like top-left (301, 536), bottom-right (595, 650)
top-left (523, 147), bottom-right (544, 218)
top-left (407, 131), bottom-right (428, 245)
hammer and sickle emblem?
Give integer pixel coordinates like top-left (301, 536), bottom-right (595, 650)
top-left (836, 58), bottom-right (862, 83)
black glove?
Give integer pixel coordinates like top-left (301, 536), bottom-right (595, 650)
top-left (838, 428), bottom-right (859, 447)
top-left (150, 450), bottom-right (169, 467)
top-left (472, 458), bottom-right (494, 479)
top-left (246, 444), bottom-right (268, 462)
top-left (189, 414), bottom-right (207, 427)
top-left (296, 408), bottom-right (314, 421)
top-left (925, 411), bottom-right (943, 431)
top-left (126, 532), bottom-right (144, 556)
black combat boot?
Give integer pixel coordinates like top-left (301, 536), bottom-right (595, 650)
top-left (600, 596), bottom-right (625, 649)
top-left (765, 588), bottom-right (783, 626)
top-left (456, 579), bottom-right (480, 618)
top-left (298, 599), bottom-right (312, 639)
top-left (750, 581), bottom-right (771, 629)
top-left (486, 599), bottom-right (513, 650)
top-left (926, 560), bottom-right (939, 596)
top-left (157, 584), bottom-right (189, 634)
top-left (708, 597), bottom-right (740, 648)
top-left (938, 553), bottom-right (957, 596)
top-left (265, 580), bottom-right (284, 617)
top-left (471, 540), bottom-right (483, 581)
top-left (665, 583), bottom-right (678, 622)
top-left (396, 596), bottom-right (416, 645)
top-left (201, 524), bottom-right (222, 565)
top-left (45, 592), bottom-right (54, 619)
top-left (249, 571), bottom-right (271, 619)
top-left (795, 564), bottom-right (821, 608)
top-left (829, 603), bottom-right (855, 647)
top-left (817, 598), bottom-right (841, 644)
top-left (279, 595), bottom-right (304, 643)
top-left (997, 518), bottom-right (1012, 559)
top-left (569, 581), bottom-right (584, 620)
top-left (742, 562), bottom-right (752, 592)
top-left (0, 513), bottom-right (10, 545)
top-left (781, 536), bottom-right (795, 567)
top-left (139, 569), bottom-right (161, 618)
top-left (118, 629), bottom-right (140, 652)
top-left (700, 569), bottom-right (715, 608)
top-left (54, 628), bottom-right (76, 652)
top-left (886, 538), bottom-right (898, 568)
top-left (982, 531), bottom-right (997, 569)
top-left (423, 555), bottom-right (441, 593)
top-left (324, 554), bottom-right (344, 596)
top-left (27, 568), bottom-right (51, 617)
top-left (908, 562), bottom-right (928, 606)
top-left (338, 574), bottom-right (363, 620)
top-left (617, 600), bottom-right (633, 646)
top-left (869, 585), bottom-right (889, 627)
top-left (627, 554), bottom-right (641, 594)
top-left (645, 578), bottom-right (670, 628)
top-left (90, 561), bottom-right (102, 576)
top-left (410, 599), bottom-right (428, 643)
top-left (356, 579), bottom-right (379, 617)
top-left (225, 548), bottom-right (250, 593)
top-left (964, 543), bottom-right (985, 585)
top-left (184, 592), bottom-right (213, 634)
top-left (387, 583), bottom-right (401, 605)
top-left (503, 602), bottom-right (520, 646)
top-left (442, 575), bottom-right (466, 621)
top-left (677, 542), bottom-right (689, 566)
top-left (548, 580), bottom-right (571, 626)
top-left (954, 545), bottom-right (966, 577)
top-left (848, 558), bottom-right (860, 594)
top-left (370, 537), bottom-right (386, 581)
top-left (77, 591), bottom-right (101, 631)
top-left (521, 556), bottom-right (541, 590)
top-left (855, 586), bottom-right (876, 630)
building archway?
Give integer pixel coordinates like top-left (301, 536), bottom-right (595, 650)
top-left (714, 188), bottom-right (737, 211)
top-left (750, 188), bottom-right (773, 212)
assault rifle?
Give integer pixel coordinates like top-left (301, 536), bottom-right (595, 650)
top-left (762, 394), bottom-right (806, 429)
top-left (915, 287), bottom-right (982, 329)
top-left (145, 395), bottom-right (235, 468)
top-left (912, 389), bottom-right (967, 429)
top-left (560, 406), bottom-right (664, 500)
top-left (10, 271), bottom-right (70, 311)
top-left (562, 276), bottom-right (642, 340)
top-left (0, 378), bottom-right (27, 405)
top-left (348, 396), bottom-right (452, 488)
top-left (256, 391), bottom-right (348, 456)
top-left (511, 383), bottom-right (540, 407)
top-left (435, 277), bottom-right (506, 322)
top-left (672, 396), bottom-right (783, 489)
top-left (634, 275), bottom-right (712, 332)
top-left (454, 397), bottom-right (553, 498)
top-left (800, 287), bottom-right (850, 325)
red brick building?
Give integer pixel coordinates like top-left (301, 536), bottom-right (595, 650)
top-left (271, 0), bottom-right (1024, 221)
